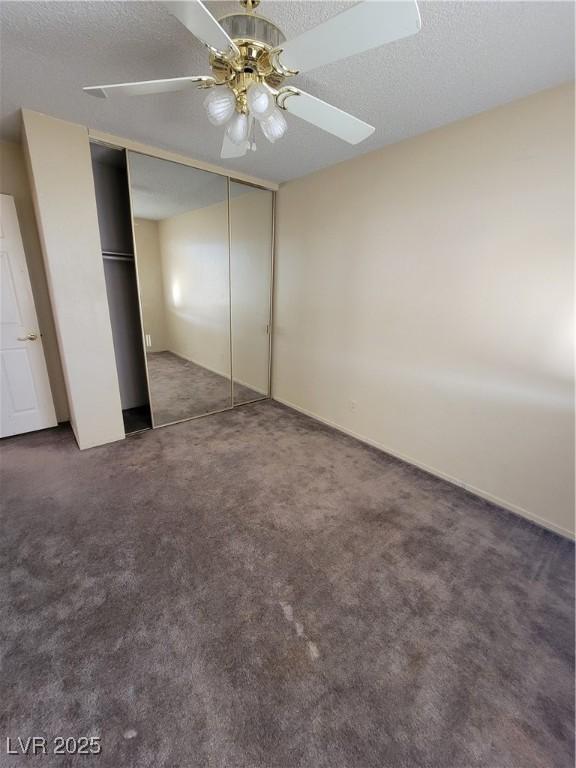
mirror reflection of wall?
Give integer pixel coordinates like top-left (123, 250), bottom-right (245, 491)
top-left (230, 182), bottom-right (273, 405)
top-left (128, 152), bottom-right (231, 426)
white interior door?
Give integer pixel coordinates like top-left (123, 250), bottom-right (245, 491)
top-left (0, 194), bottom-right (57, 437)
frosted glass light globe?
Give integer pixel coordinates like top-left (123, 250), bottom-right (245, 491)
top-left (259, 107), bottom-right (287, 143)
top-left (247, 83), bottom-right (275, 120)
top-left (226, 112), bottom-right (249, 145)
top-left (203, 88), bottom-right (236, 126)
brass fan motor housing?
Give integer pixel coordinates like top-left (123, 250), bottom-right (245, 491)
top-left (209, 11), bottom-right (292, 114)
top-left (210, 40), bottom-right (285, 108)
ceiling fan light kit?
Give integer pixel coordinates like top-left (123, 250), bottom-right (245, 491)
top-left (226, 110), bottom-right (250, 144)
top-left (246, 83), bottom-right (275, 120)
top-left (259, 108), bottom-right (288, 144)
top-left (84, 0), bottom-right (422, 159)
top-left (203, 87), bottom-right (236, 126)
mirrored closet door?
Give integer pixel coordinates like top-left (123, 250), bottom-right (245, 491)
top-left (127, 152), bottom-right (232, 427)
top-left (229, 182), bottom-right (273, 405)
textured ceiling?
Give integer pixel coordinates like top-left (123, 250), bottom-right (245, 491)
top-left (126, 148), bottom-right (250, 219)
top-left (1, 1), bottom-right (573, 183)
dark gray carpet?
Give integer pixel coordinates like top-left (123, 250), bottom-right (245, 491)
top-left (122, 405), bottom-right (152, 434)
top-left (1, 401), bottom-right (574, 768)
top-left (146, 351), bottom-right (264, 425)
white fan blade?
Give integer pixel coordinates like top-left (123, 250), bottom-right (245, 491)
top-left (277, 89), bottom-right (374, 145)
top-left (221, 135), bottom-right (249, 159)
top-left (164, 1), bottom-right (240, 57)
top-left (221, 116), bottom-right (254, 159)
top-left (279, 0), bottom-right (421, 74)
top-left (83, 75), bottom-right (214, 98)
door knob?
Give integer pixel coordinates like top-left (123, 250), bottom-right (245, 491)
top-left (17, 332), bottom-right (38, 341)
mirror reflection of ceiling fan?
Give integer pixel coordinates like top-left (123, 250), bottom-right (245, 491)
top-left (84, 0), bottom-right (421, 159)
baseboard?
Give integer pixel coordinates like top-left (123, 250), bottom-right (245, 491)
top-left (156, 349), bottom-right (266, 396)
top-left (156, 349), bottom-right (229, 381)
top-left (272, 396), bottom-right (575, 541)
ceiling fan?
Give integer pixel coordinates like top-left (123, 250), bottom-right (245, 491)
top-left (84, 0), bottom-right (421, 159)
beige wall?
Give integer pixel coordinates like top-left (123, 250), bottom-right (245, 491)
top-left (23, 110), bottom-right (125, 449)
top-left (0, 140), bottom-right (69, 421)
top-left (157, 201), bottom-right (231, 378)
top-left (273, 83), bottom-right (575, 538)
top-left (133, 218), bottom-right (167, 353)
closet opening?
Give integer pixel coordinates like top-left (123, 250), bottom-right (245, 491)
top-left (90, 142), bottom-right (152, 435)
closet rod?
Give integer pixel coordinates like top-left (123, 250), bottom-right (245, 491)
top-left (103, 253), bottom-right (134, 262)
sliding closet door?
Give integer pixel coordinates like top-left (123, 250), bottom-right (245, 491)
top-left (127, 152), bottom-right (231, 426)
top-left (229, 182), bottom-right (273, 404)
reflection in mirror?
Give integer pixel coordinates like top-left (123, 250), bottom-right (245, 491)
top-left (230, 182), bottom-right (273, 404)
top-left (127, 152), bottom-right (231, 426)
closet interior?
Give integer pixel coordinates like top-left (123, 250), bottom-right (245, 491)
top-left (90, 141), bottom-right (274, 435)
top-left (91, 143), bottom-right (152, 435)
